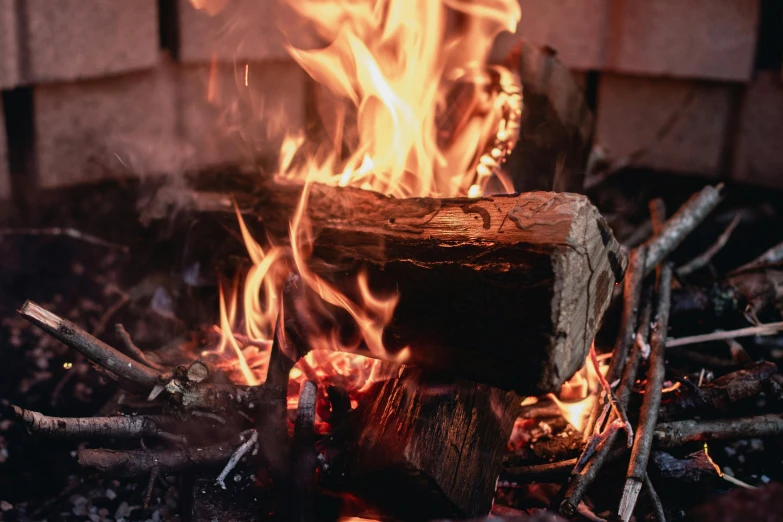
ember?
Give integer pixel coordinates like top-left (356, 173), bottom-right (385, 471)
top-left (2, 1), bottom-right (783, 521)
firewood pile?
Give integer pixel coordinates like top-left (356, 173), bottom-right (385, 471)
top-left (1, 172), bottom-right (783, 522)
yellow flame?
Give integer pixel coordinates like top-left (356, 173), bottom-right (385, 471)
top-left (203, 0), bottom-right (524, 395)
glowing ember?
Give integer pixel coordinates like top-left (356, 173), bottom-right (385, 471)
top-left (192, 0), bottom-right (524, 406)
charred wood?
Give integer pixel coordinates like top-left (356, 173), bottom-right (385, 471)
top-left (654, 414), bottom-right (783, 448)
top-left (195, 182), bottom-right (627, 394)
top-left (323, 367), bottom-right (521, 520)
top-left (655, 361), bottom-right (777, 422)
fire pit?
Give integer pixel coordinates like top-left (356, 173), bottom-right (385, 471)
top-left (2, 1), bottom-right (783, 522)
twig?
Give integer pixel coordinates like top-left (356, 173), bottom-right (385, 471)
top-left (653, 414), bottom-right (783, 448)
top-left (677, 215), bottom-right (741, 277)
top-left (144, 465), bottom-right (160, 508)
top-left (78, 429), bottom-right (254, 477)
top-left (584, 246), bottom-right (648, 440)
top-left (92, 294), bottom-right (129, 338)
top-left (191, 411), bottom-right (227, 425)
top-left (619, 264), bottom-right (673, 522)
top-left (644, 473), bottom-right (667, 522)
top-left (216, 430), bottom-right (258, 489)
top-left (502, 459), bottom-right (578, 483)
top-left (666, 322), bottom-right (783, 348)
top-left (19, 301), bottom-right (161, 390)
top-left (649, 199), bottom-right (667, 237)
top-left (13, 406), bottom-right (186, 443)
top-left (0, 227), bottom-right (129, 252)
top-left (114, 324), bottom-right (166, 371)
top-left (731, 239), bottom-right (783, 274)
top-left (643, 185), bottom-right (724, 276)
top-left (558, 284), bottom-right (654, 516)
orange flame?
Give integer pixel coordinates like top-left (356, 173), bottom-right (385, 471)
top-left (198, 0), bottom-right (524, 400)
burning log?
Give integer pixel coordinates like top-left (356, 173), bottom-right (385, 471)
top-left (323, 367), bottom-right (521, 520)
top-left (236, 182), bottom-right (627, 394)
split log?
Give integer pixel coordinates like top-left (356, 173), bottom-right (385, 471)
top-left (239, 183), bottom-right (627, 394)
top-left (322, 367), bottom-right (521, 520)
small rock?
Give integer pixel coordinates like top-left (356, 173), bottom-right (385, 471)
top-left (115, 501), bottom-right (131, 520)
top-left (106, 489), bottom-right (117, 500)
top-left (0, 501), bottom-right (13, 511)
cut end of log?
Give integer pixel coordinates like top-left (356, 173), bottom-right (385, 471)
top-left (618, 478), bottom-right (643, 522)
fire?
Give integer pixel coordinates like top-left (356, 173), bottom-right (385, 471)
top-left (548, 351), bottom-right (610, 431)
top-left (194, 0), bottom-right (524, 400)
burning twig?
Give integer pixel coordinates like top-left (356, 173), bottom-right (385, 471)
top-left (216, 430), bottom-right (258, 490)
top-left (114, 324), bottom-right (166, 371)
top-left (13, 406), bottom-right (187, 444)
top-left (559, 283), bottom-right (654, 516)
top-left (665, 321), bottom-right (783, 348)
top-left (0, 226), bottom-right (129, 252)
top-left (619, 263), bottom-right (673, 522)
top-left (289, 380), bottom-right (318, 522)
top-left (643, 184), bottom-right (724, 276)
top-left (19, 300), bottom-right (161, 390)
top-left (677, 215), bottom-right (742, 277)
top-left (584, 246), bottom-right (648, 440)
top-left (654, 414), bottom-right (783, 448)
top-left (78, 429), bottom-right (255, 478)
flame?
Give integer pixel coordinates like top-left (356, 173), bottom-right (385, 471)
top-left (548, 352), bottom-right (610, 432)
top-left (195, 0), bottom-right (523, 402)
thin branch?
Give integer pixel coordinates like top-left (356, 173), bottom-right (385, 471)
top-left (114, 324), bottom-right (166, 371)
top-left (0, 227), bottom-right (129, 252)
top-left (216, 430), bottom-right (258, 489)
top-left (19, 301), bottom-right (161, 390)
top-left (644, 473), bottom-right (667, 522)
top-left (619, 264), bottom-right (673, 522)
top-left (643, 185), bottom-right (724, 276)
top-left (78, 430), bottom-right (255, 478)
top-left (677, 214), bottom-right (741, 277)
top-left (731, 239), bottom-right (783, 274)
top-left (13, 406), bottom-right (186, 443)
top-left (666, 322), bottom-right (783, 348)
top-left (654, 414), bottom-right (783, 448)
top-left (144, 466), bottom-right (160, 509)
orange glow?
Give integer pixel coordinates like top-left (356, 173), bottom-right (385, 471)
top-left (548, 351), bottom-right (609, 432)
top-left (195, 0), bottom-right (524, 402)
top-left (703, 443), bottom-right (724, 477)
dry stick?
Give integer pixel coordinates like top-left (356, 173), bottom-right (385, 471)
top-left (144, 465), bottom-right (160, 509)
top-left (644, 473), bottom-right (667, 522)
top-left (13, 406), bottom-right (186, 444)
top-left (0, 226), bottom-right (129, 252)
top-left (78, 429), bottom-right (255, 478)
top-left (19, 301), bottom-right (161, 390)
top-left (114, 324), bottom-right (166, 371)
top-left (653, 414), bottom-right (783, 448)
top-left (731, 239), bottom-right (783, 274)
top-left (677, 214), bottom-right (741, 277)
top-left (665, 321), bottom-right (783, 348)
top-left (559, 284), bottom-right (654, 516)
top-left (289, 380), bottom-right (318, 522)
top-left (619, 264), bottom-right (672, 522)
top-left (583, 247), bottom-right (648, 442)
top-left (216, 430), bottom-right (258, 489)
top-left (643, 184), bottom-right (724, 276)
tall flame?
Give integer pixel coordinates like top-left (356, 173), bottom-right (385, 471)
top-left (200, 0), bottom-right (523, 396)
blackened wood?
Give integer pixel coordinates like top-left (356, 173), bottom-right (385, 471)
top-left (324, 368), bottom-right (521, 520)
top-left (654, 414), bottom-right (783, 448)
top-left (248, 182), bottom-right (627, 394)
top-left (656, 361), bottom-right (777, 422)
top-left (499, 41), bottom-right (593, 194)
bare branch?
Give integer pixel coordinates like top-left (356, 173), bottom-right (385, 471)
top-left (666, 322), bottom-right (783, 348)
top-left (654, 414), bottom-right (783, 448)
top-left (677, 214), bottom-right (742, 277)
